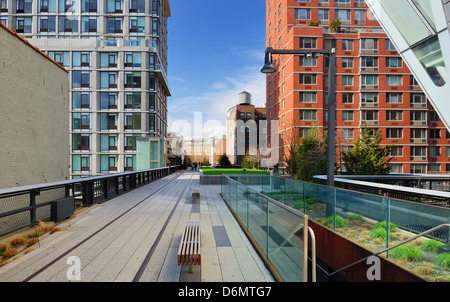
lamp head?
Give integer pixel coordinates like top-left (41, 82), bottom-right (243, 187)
top-left (261, 47), bottom-right (277, 74)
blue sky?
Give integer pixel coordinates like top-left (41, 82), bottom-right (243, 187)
top-left (167, 0), bottom-right (267, 139)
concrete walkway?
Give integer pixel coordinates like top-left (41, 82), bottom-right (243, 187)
top-left (0, 171), bottom-right (274, 282)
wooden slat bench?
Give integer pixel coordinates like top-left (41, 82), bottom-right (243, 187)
top-left (177, 220), bottom-right (201, 273)
top-left (192, 187), bottom-right (200, 203)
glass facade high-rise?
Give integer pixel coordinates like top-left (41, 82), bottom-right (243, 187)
top-left (366, 0), bottom-right (450, 131)
top-left (0, 0), bottom-right (171, 178)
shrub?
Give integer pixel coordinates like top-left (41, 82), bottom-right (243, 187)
top-left (50, 227), bottom-right (62, 234)
top-left (374, 221), bottom-right (398, 232)
top-left (324, 215), bottom-right (349, 228)
top-left (347, 214), bottom-right (363, 221)
top-left (27, 237), bottom-right (39, 247)
top-left (390, 245), bottom-right (423, 262)
top-left (10, 237), bottom-right (26, 247)
top-left (293, 201), bottom-right (309, 211)
top-left (420, 239), bottom-right (445, 253)
top-left (435, 253), bottom-right (450, 270)
top-left (370, 227), bottom-right (389, 240)
top-left (304, 198), bottom-right (318, 205)
top-left (2, 248), bottom-right (18, 259)
top-left (0, 243), bottom-right (10, 254)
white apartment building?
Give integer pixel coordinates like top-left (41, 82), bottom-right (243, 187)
top-left (0, 0), bottom-right (171, 178)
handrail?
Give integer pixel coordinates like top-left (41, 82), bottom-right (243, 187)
top-left (328, 223), bottom-right (450, 277)
top-left (308, 226), bottom-right (316, 282)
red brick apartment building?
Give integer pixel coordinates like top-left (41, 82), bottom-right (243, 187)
top-left (265, 0), bottom-right (450, 174)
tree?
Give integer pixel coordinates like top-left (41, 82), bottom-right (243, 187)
top-left (294, 127), bottom-right (327, 182)
top-left (241, 152), bottom-right (259, 169)
top-left (218, 154), bottom-right (231, 167)
top-left (329, 18), bottom-right (341, 33)
top-left (341, 125), bottom-right (392, 175)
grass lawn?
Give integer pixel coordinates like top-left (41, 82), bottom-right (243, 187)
top-left (200, 167), bottom-right (270, 175)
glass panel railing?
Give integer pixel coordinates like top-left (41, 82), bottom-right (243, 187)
top-left (221, 175), bottom-right (309, 282)
top-left (224, 174), bottom-right (450, 281)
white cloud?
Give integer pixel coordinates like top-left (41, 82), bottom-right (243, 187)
top-left (168, 62), bottom-right (266, 140)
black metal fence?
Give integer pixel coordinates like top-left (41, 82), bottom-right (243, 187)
top-left (0, 166), bottom-right (180, 237)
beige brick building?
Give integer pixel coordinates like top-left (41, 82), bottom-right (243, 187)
top-left (0, 22), bottom-right (69, 188)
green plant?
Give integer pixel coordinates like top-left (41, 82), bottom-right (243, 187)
top-left (293, 201), bottom-right (309, 211)
top-left (435, 253), bottom-right (450, 270)
top-left (370, 227), bottom-right (389, 240)
top-left (347, 214), bottom-right (363, 221)
top-left (304, 198), bottom-right (318, 205)
top-left (421, 239), bottom-right (445, 253)
top-left (374, 221), bottom-right (398, 232)
top-left (324, 215), bottom-right (349, 228)
top-left (329, 18), bottom-right (341, 33)
top-left (390, 245), bottom-right (423, 262)
top-left (308, 21), bottom-right (319, 26)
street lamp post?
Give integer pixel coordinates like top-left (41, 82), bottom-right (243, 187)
top-left (261, 47), bottom-right (337, 188)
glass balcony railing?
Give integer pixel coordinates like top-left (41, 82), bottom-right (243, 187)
top-left (221, 175), bottom-right (311, 282)
top-left (222, 175), bottom-right (450, 282)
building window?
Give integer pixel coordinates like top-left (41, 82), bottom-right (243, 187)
top-left (386, 110), bottom-right (402, 121)
top-left (386, 128), bottom-right (402, 139)
top-left (360, 93), bottom-right (378, 106)
top-left (430, 129), bottom-right (441, 140)
top-left (299, 92), bottom-right (317, 103)
top-left (386, 75), bottom-right (403, 86)
top-left (81, 16), bottom-right (97, 33)
top-left (16, 17), bottom-right (31, 33)
top-left (124, 52), bottom-right (141, 68)
top-left (386, 39), bottom-right (396, 51)
top-left (430, 146), bottom-right (441, 157)
top-left (295, 8), bottom-right (310, 20)
top-left (124, 113), bottom-right (141, 130)
top-left (430, 111), bottom-right (440, 122)
top-left (355, 10), bottom-right (365, 25)
top-left (410, 111), bottom-right (426, 124)
top-left (299, 110), bottom-right (316, 121)
top-left (0, 0), bottom-right (7, 12)
top-left (335, 0), bottom-right (350, 6)
top-left (342, 75), bottom-right (353, 86)
top-left (100, 92), bottom-right (118, 110)
top-left (342, 39), bottom-right (353, 51)
top-left (299, 56), bottom-right (316, 67)
top-left (130, 0), bottom-right (145, 13)
top-left (100, 52), bottom-right (118, 68)
top-left (38, 16), bottom-right (56, 33)
top-left (342, 93), bottom-right (353, 104)
top-left (318, 9), bottom-right (328, 23)
top-left (386, 92), bottom-right (403, 104)
top-left (361, 110), bottom-right (378, 124)
top-left (342, 111), bottom-right (353, 122)
top-left (73, 52), bottom-right (91, 68)
top-left (389, 146), bottom-right (403, 157)
top-left (360, 57), bottom-right (378, 71)
top-left (59, 16), bottom-right (78, 33)
top-left (107, 0), bottom-right (123, 13)
top-left (361, 75), bottom-right (378, 88)
top-left (299, 74), bottom-right (317, 85)
top-left (125, 92), bottom-right (141, 109)
top-left (130, 16), bottom-right (145, 33)
top-left (299, 37), bottom-right (316, 49)
top-left (341, 58), bottom-right (353, 69)
top-left (81, 0), bottom-right (97, 12)
top-left (410, 93), bottom-right (426, 107)
top-left (386, 57), bottom-right (402, 68)
top-left (125, 71), bottom-right (141, 89)
top-left (107, 17), bottom-right (123, 33)
top-left (410, 164), bottom-right (426, 174)
top-left (360, 38), bottom-right (378, 53)
top-left (72, 134), bottom-right (90, 151)
top-left (72, 92), bottom-right (90, 109)
top-left (72, 71), bottom-right (91, 89)
top-left (335, 9), bottom-right (351, 24)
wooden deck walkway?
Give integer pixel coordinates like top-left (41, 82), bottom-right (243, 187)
top-left (0, 171), bottom-right (274, 282)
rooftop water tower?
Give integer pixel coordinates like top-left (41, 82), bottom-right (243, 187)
top-left (238, 91), bottom-right (252, 105)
